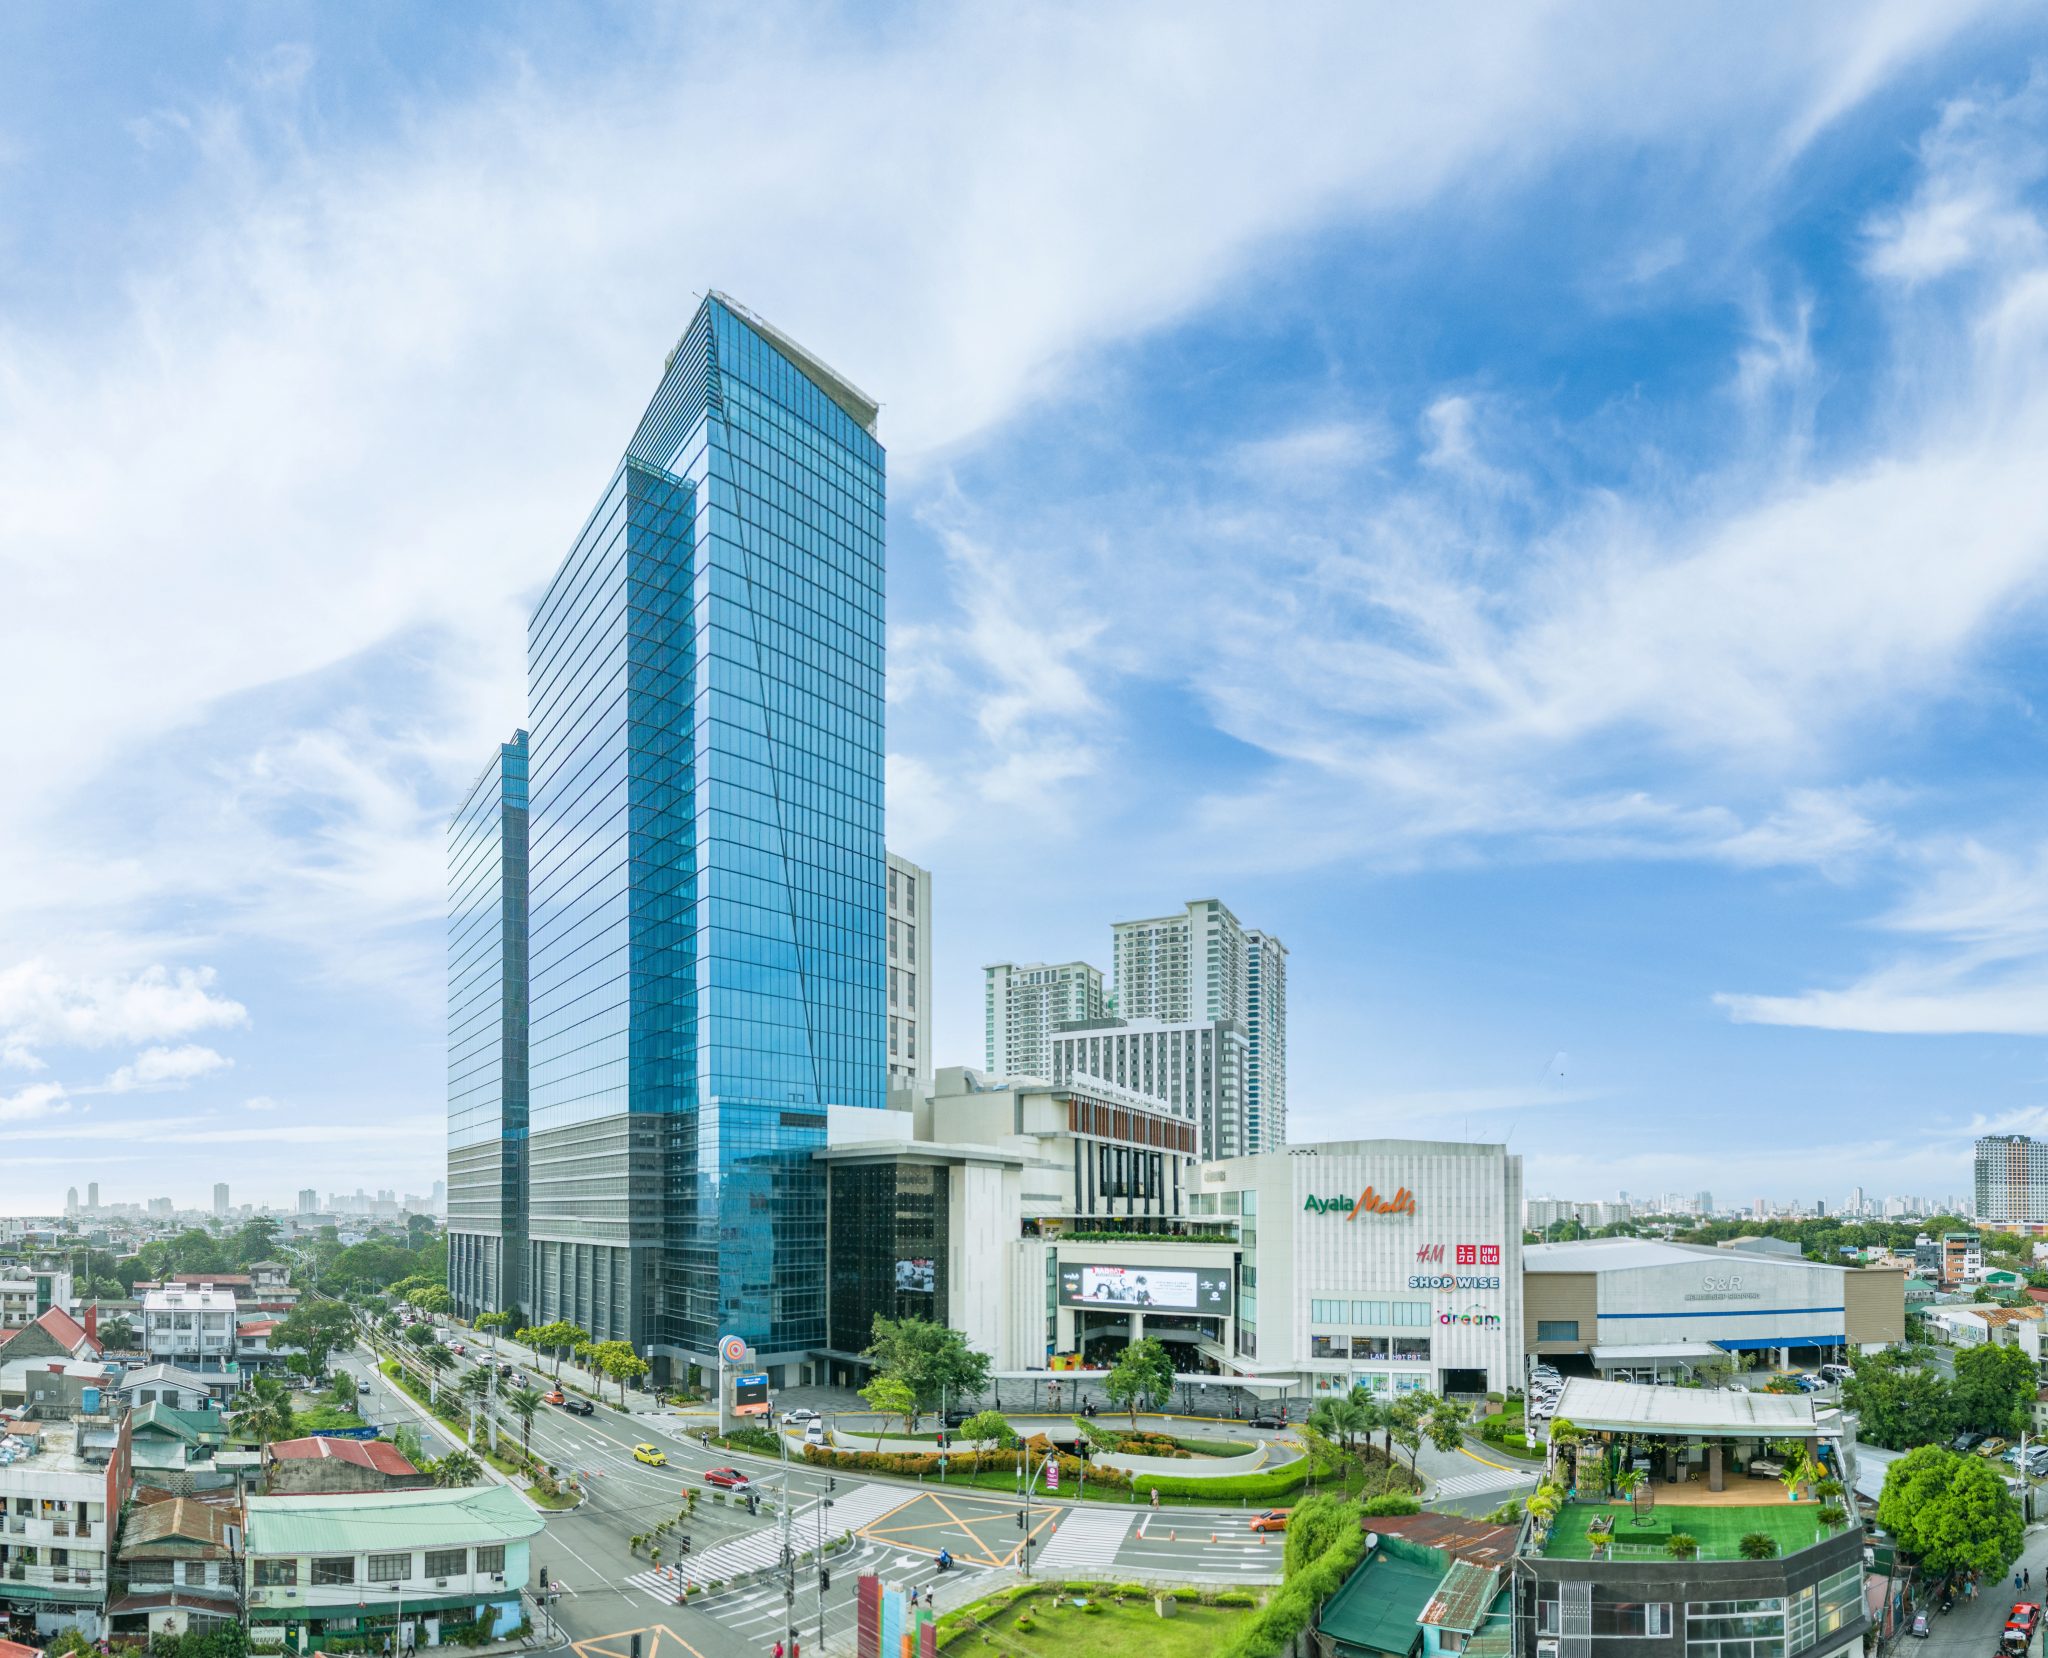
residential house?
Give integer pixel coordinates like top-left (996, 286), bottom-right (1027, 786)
top-left (119, 1365), bottom-right (239, 1415)
top-left (1419, 1559), bottom-right (1511, 1658)
top-left (245, 1485), bottom-right (543, 1651)
top-left (126, 1407), bottom-right (231, 1498)
top-left (0, 1269), bottom-right (72, 1334)
top-left (262, 1439), bottom-right (429, 1496)
top-left (0, 1409), bottom-right (131, 1639)
top-left (111, 1496), bottom-right (242, 1639)
top-left (0, 1311), bottom-right (97, 1369)
top-left (1, 1364), bottom-right (116, 1420)
top-left (247, 1264), bottom-right (291, 1293)
top-left (140, 1289), bottom-right (238, 1373)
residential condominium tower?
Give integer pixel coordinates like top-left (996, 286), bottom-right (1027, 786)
top-left (887, 852), bottom-right (932, 1098)
top-left (446, 730), bottom-right (530, 1320)
top-left (1110, 898), bottom-right (1286, 1153)
top-left (984, 960), bottom-right (1107, 1080)
top-left (521, 294), bottom-right (886, 1377)
top-left (1975, 1134), bottom-right (2048, 1224)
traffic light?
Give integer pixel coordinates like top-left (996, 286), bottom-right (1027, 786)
top-left (936, 1432), bottom-right (946, 1450)
top-left (828, 1476), bottom-right (836, 1492)
top-left (819, 1567), bottom-right (831, 1591)
top-left (631, 1637), bottom-right (641, 1658)
top-left (1017, 1510), bottom-right (1026, 1531)
top-left (538, 1567), bottom-right (548, 1591)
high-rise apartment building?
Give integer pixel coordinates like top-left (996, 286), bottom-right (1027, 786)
top-left (212, 1183), bottom-right (229, 1217)
top-left (1976, 1135), bottom-right (2048, 1223)
top-left (1047, 1016), bottom-right (1247, 1160)
top-left (86, 1183), bottom-right (98, 1211)
top-left (984, 961), bottom-right (1107, 1080)
top-left (1109, 899), bottom-right (1286, 1154)
top-left (520, 294), bottom-right (885, 1375)
top-left (887, 852), bottom-right (933, 1098)
top-left (446, 731), bottom-right (530, 1320)
top-left (298, 1189), bottom-right (318, 1215)
top-left (65, 1187), bottom-right (78, 1216)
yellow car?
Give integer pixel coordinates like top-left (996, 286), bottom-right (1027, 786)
top-left (632, 1444), bottom-right (668, 1467)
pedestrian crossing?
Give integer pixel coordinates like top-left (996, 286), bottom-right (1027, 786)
top-left (624, 1481), bottom-right (915, 1597)
top-left (1431, 1467), bottom-right (1537, 1500)
top-left (1032, 1507), bottom-right (1135, 1573)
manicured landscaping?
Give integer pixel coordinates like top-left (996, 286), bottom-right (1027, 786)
top-left (935, 1583), bottom-right (1258, 1655)
top-left (1543, 1501), bottom-right (1831, 1561)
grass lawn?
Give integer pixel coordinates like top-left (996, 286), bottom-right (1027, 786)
top-left (939, 1589), bottom-right (1255, 1656)
top-left (1545, 1501), bottom-right (1830, 1562)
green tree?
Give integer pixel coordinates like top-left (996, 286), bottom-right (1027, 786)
top-left (1844, 1359), bottom-right (1953, 1451)
top-left (432, 1449), bottom-right (482, 1488)
top-left (859, 1375), bottom-right (917, 1445)
top-left (1952, 1343), bottom-right (2035, 1437)
top-left (507, 1387), bottom-right (546, 1458)
top-left (1424, 1395), bottom-right (1472, 1454)
top-left (273, 1301), bottom-right (358, 1377)
top-left (529, 1321), bottom-right (589, 1380)
top-left (592, 1339), bottom-right (649, 1405)
top-left (1307, 1391), bottom-right (1374, 1453)
top-left (392, 1425), bottom-right (425, 1470)
top-left (1877, 1443), bottom-right (2023, 1579)
top-left (230, 1216), bottom-right (281, 1265)
top-left (404, 1323), bottom-right (439, 1350)
top-left (230, 1376), bottom-right (295, 1445)
top-left (477, 1311), bottom-right (513, 1350)
top-left (405, 1284), bottom-right (454, 1316)
top-left (1103, 1337), bottom-right (1175, 1428)
top-left (1283, 1493), bottom-right (1359, 1576)
top-left (960, 1409), bottom-right (1013, 1472)
top-left (97, 1315), bottom-right (136, 1349)
top-left (862, 1315), bottom-right (993, 1418)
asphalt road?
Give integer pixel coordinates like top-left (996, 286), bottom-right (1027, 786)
top-left (346, 1334), bottom-right (1287, 1658)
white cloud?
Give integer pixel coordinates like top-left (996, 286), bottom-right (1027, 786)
top-left (0, 3), bottom-right (2000, 981)
top-left (0, 961), bottom-right (247, 1069)
top-left (105, 1043), bottom-right (233, 1093)
top-left (0, 1082), bottom-right (69, 1124)
top-left (243, 1095), bottom-right (278, 1111)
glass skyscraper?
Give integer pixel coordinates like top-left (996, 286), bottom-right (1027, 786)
top-left (522, 293), bottom-right (886, 1372)
top-left (446, 730), bottom-right (530, 1319)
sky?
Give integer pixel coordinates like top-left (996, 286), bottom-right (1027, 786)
top-left (5, 3), bottom-right (2048, 1212)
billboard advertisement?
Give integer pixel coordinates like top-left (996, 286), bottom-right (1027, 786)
top-left (894, 1258), bottom-right (936, 1293)
top-left (732, 1372), bottom-right (770, 1417)
top-left (1058, 1262), bottom-right (1233, 1315)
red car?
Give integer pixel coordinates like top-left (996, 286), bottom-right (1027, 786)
top-left (2003, 1606), bottom-right (2041, 1653)
top-left (703, 1467), bottom-right (752, 1491)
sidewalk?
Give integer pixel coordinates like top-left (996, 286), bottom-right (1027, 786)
top-left (444, 1321), bottom-right (655, 1413)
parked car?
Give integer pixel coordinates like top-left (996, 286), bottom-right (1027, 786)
top-left (1955, 1432), bottom-right (1987, 1452)
top-left (357, 1380), bottom-right (371, 1395)
top-left (704, 1466), bottom-right (752, 1491)
top-left (1248, 1509), bottom-right (1290, 1533)
top-left (804, 1421), bottom-right (828, 1446)
top-left (632, 1443), bottom-right (668, 1467)
top-left (1819, 1362), bottom-right (1853, 1384)
top-left (781, 1408), bottom-right (820, 1426)
top-left (1795, 1374), bottom-right (1826, 1393)
top-left (1981, 1438), bottom-right (2011, 1458)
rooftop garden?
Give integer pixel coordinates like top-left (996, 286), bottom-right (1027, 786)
top-left (1541, 1500), bottom-right (1836, 1562)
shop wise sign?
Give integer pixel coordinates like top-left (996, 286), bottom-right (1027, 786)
top-left (1303, 1186), bottom-right (1417, 1219)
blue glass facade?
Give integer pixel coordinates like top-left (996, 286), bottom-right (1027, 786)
top-left (446, 731), bottom-right (529, 1319)
top-left (523, 294), bottom-right (886, 1366)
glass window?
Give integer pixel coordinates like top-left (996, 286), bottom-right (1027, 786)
top-left (476, 1545), bottom-right (506, 1575)
top-left (312, 1559), bottom-right (355, 1586)
top-left (130, 1561), bottom-right (174, 1585)
top-left (368, 1553), bottom-right (410, 1582)
top-left (1311, 1335), bottom-right (1351, 1358)
top-left (1353, 1300), bottom-right (1390, 1324)
top-left (425, 1549), bottom-right (467, 1579)
top-left (1592, 1602), bottom-right (1673, 1637)
top-left (1537, 1320), bottom-right (1580, 1341)
top-left (255, 1559), bottom-right (297, 1588)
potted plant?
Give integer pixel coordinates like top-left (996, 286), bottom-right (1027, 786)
top-left (1738, 1533), bottom-right (1780, 1560)
top-left (1666, 1533), bottom-right (1700, 1560)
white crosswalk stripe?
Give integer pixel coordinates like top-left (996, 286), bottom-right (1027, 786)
top-left (1431, 1468), bottom-right (1537, 1500)
top-left (631, 1481), bottom-right (915, 1594)
top-left (1031, 1507), bottom-right (1135, 1574)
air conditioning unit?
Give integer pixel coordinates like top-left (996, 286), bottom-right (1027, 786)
top-left (434, 1579), bottom-right (449, 1589)
top-left (1538, 1642), bottom-right (1560, 1658)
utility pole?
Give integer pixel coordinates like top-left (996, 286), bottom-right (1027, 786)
top-left (780, 1467), bottom-right (797, 1657)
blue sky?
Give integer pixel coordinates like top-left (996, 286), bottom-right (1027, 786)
top-left (5, 3), bottom-right (2048, 1211)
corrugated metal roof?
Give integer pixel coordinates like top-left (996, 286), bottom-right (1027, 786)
top-left (1422, 1561), bottom-right (1502, 1633)
top-left (246, 1485), bottom-right (542, 1556)
top-left (1554, 1377), bottom-right (1822, 1435)
top-left (1319, 1546), bottom-right (1439, 1657)
top-left (1527, 1238), bottom-right (1851, 1275)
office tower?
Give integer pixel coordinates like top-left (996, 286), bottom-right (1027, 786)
top-left (523, 294), bottom-right (885, 1373)
top-left (886, 852), bottom-right (933, 1098)
top-left (984, 961), bottom-right (1107, 1079)
top-left (1110, 898), bottom-right (1286, 1153)
top-left (446, 731), bottom-right (530, 1320)
top-left (1696, 1191), bottom-right (1712, 1214)
top-left (86, 1183), bottom-right (98, 1211)
top-left (212, 1182), bottom-right (229, 1217)
top-left (431, 1179), bottom-right (446, 1210)
top-left (1975, 1135), bottom-right (2048, 1223)
top-left (65, 1187), bottom-right (78, 1216)
top-left (1048, 1016), bottom-right (1245, 1160)
top-left (298, 1189), bottom-right (317, 1215)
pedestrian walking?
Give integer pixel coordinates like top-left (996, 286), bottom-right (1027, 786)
top-left (2017, 1573), bottom-right (2023, 1596)
top-left (773, 1642), bottom-right (785, 1658)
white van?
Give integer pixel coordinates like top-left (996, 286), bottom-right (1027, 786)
top-left (1819, 1363), bottom-right (1853, 1385)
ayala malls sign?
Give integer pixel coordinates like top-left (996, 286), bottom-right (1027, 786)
top-left (1303, 1186), bottom-right (1417, 1219)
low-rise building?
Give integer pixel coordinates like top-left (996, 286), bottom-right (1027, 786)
top-left (119, 1365), bottom-right (239, 1415)
top-left (0, 1269), bottom-right (73, 1334)
top-left (110, 1495), bottom-right (241, 1639)
top-left (0, 1311), bottom-right (97, 1369)
top-left (0, 1410), bottom-right (132, 1639)
top-left (140, 1288), bottom-right (238, 1373)
top-left (262, 1438), bottom-right (429, 1496)
top-left (245, 1485), bottom-right (543, 1651)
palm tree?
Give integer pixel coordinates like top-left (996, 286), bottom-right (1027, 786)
top-left (231, 1376), bottom-right (295, 1446)
top-left (432, 1450), bottom-right (482, 1488)
top-left (507, 1387), bottom-right (546, 1458)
